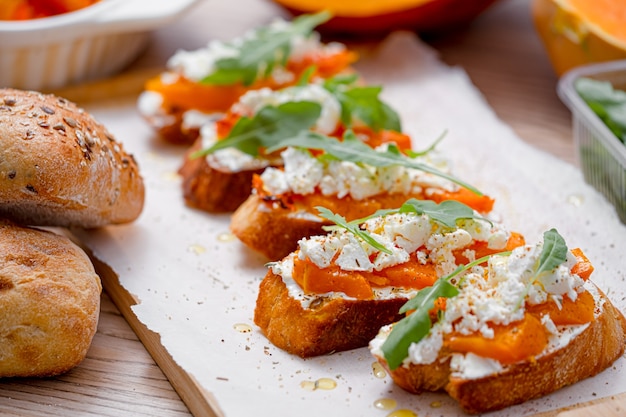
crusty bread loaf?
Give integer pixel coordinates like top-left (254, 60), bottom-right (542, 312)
top-left (0, 220), bottom-right (102, 377)
top-left (254, 271), bottom-right (409, 358)
top-left (179, 138), bottom-right (265, 212)
top-left (374, 285), bottom-right (626, 414)
top-left (0, 88), bottom-right (145, 228)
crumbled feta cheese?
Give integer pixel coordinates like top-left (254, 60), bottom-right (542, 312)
top-left (281, 148), bottom-right (324, 195)
top-left (261, 145), bottom-right (459, 201)
top-left (182, 110), bottom-right (220, 132)
top-left (298, 234), bottom-right (342, 268)
top-left (167, 40), bottom-right (240, 81)
top-left (427, 229), bottom-right (473, 276)
top-left (407, 324), bottom-right (444, 365)
top-left (335, 234), bottom-right (374, 271)
top-left (450, 353), bottom-right (503, 379)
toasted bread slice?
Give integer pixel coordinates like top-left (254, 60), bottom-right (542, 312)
top-left (230, 194), bottom-right (331, 260)
top-left (254, 205), bottom-right (522, 357)
top-left (179, 139), bottom-right (266, 212)
top-left (254, 271), bottom-right (410, 357)
top-left (137, 14), bottom-right (357, 145)
top-left (231, 188), bottom-right (495, 261)
top-left (374, 285), bottom-right (626, 414)
top-left (370, 229), bottom-right (625, 414)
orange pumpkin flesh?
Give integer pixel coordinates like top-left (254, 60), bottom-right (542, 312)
top-left (273, 0), bottom-right (501, 36)
top-left (444, 251), bottom-right (596, 364)
top-left (532, 0), bottom-right (626, 75)
top-left (445, 313), bottom-right (549, 365)
top-left (145, 48), bottom-right (358, 116)
top-left (526, 290), bottom-right (596, 326)
top-left (291, 233), bottom-right (525, 300)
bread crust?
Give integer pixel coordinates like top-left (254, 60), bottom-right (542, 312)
top-left (0, 89), bottom-right (145, 228)
top-left (231, 194), bottom-right (332, 260)
top-left (0, 220), bottom-right (102, 377)
top-left (143, 103), bottom-right (199, 145)
top-left (376, 286), bottom-right (626, 414)
top-left (254, 271), bottom-right (408, 357)
top-left (231, 190), bottom-right (446, 261)
top-left (178, 138), bottom-right (265, 212)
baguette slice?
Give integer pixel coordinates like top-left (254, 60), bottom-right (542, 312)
top-left (370, 231), bottom-right (626, 415)
top-left (374, 285), bottom-right (626, 414)
top-left (231, 188), bottom-right (494, 261)
top-left (0, 88), bottom-right (145, 228)
top-left (254, 271), bottom-right (409, 357)
top-left (179, 138), bottom-right (266, 212)
top-left (230, 193), bottom-right (332, 260)
top-left (137, 15), bottom-right (357, 145)
top-left (254, 205), bottom-right (521, 357)
top-left (231, 192), bottom-right (424, 261)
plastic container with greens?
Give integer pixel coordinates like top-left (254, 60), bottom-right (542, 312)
top-left (558, 60), bottom-right (626, 224)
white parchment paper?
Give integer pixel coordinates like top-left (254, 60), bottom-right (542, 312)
top-left (75, 32), bottom-right (626, 417)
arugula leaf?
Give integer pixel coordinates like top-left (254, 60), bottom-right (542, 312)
top-left (266, 130), bottom-right (482, 195)
top-left (191, 101), bottom-right (321, 158)
top-left (201, 11), bottom-right (331, 86)
top-left (324, 77), bottom-right (401, 132)
top-left (398, 199), bottom-right (479, 228)
top-left (406, 130), bottom-right (446, 158)
top-left (381, 252), bottom-right (508, 370)
top-left (575, 77), bottom-right (626, 143)
top-left (296, 65), bottom-right (317, 86)
top-left (317, 206), bottom-right (393, 254)
top-left (535, 228), bottom-right (568, 277)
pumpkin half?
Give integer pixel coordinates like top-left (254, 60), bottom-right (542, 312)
top-left (273, 0), bottom-right (501, 36)
top-left (532, 0), bottom-right (626, 76)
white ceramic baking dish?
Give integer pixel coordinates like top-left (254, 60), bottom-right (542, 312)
top-left (0, 0), bottom-right (202, 91)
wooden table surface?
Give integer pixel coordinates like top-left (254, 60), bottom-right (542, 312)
top-left (3, 0), bottom-right (622, 415)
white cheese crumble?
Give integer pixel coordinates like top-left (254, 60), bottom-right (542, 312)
top-left (450, 353), bottom-right (504, 379)
top-left (260, 146), bottom-right (457, 201)
top-left (381, 237), bottom-right (594, 379)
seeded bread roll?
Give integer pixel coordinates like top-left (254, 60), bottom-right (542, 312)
top-left (0, 88), bottom-right (145, 228)
top-left (0, 220), bottom-right (102, 377)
